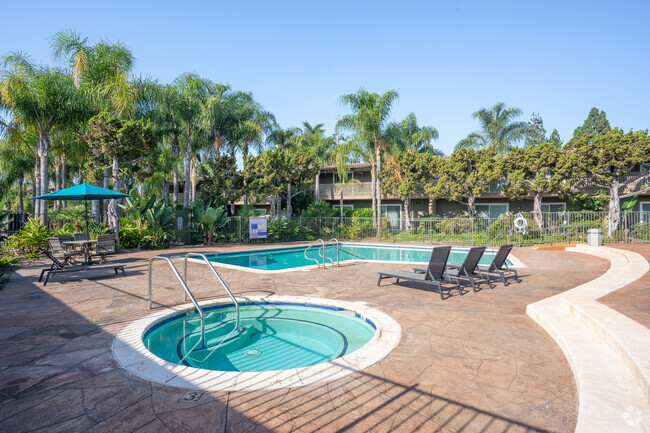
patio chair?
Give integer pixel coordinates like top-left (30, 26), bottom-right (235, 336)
top-left (95, 234), bottom-right (116, 263)
top-left (74, 233), bottom-right (89, 241)
top-left (377, 246), bottom-right (462, 300)
top-left (442, 246), bottom-right (492, 292)
top-left (38, 248), bottom-right (126, 286)
top-left (47, 237), bottom-right (80, 264)
top-left (473, 245), bottom-right (520, 286)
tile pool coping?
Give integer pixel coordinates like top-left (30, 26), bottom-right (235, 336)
top-left (181, 242), bottom-right (526, 274)
top-left (112, 295), bottom-right (401, 391)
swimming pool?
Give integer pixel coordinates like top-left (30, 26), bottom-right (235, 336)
top-left (202, 243), bottom-right (508, 271)
top-left (144, 301), bottom-right (376, 372)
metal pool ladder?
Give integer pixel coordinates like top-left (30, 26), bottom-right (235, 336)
top-left (147, 254), bottom-right (242, 365)
top-left (303, 238), bottom-right (340, 268)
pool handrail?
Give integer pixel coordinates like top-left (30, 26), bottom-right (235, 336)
top-left (183, 253), bottom-right (241, 333)
top-left (148, 255), bottom-right (205, 346)
top-left (304, 239), bottom-right (325, 268)
top-left (325, 238), bottom-right (340, 267)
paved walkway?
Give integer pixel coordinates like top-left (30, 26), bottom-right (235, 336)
top-left (0, 244), bottom-right (615, 432)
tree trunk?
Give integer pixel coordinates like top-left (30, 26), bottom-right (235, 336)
top-left (163, 177), bottom-right (169, 206)
top-left (467, 193), bottom-right (476, 217)
top-left (375, 145), bottom-right (382, 238)
top-left (314, 168), bottom-right (321, 202)
top-left (230, 202), bottom-right (235, 216)
top-left (172, 133), bottom-right (180, 206)
top-left (184, 134), bottom-right (192, 209)
top-left (61, 154), bottom-right (67, 208)
top-left (212, 133), bottom-right (223, 159)
top-left (404, 198), bottom-right (411, 230)
top-left (173, 169), bottom-right (179, 206)
top-left (243, 144), bottom-right (249, 206)
top-left (270, 196), bottom-right (275, 219)
top-left (428, 198), bottom-right (436, 216)
top-left (533, 192), bottom-right (544, 230)
top-left (371, 163), bottom-right (376, 226)
top-left (18, 176), bottom-right (24, 214)
top-left (276, 196), bottom-right (282, 220)
top-left (607, 181), bottom-right (620, 238)
top-left (340, 190), bottom-right (344, 224)
top-left (286, 182), bottom-right (292, 219)
top-left (38, 135), bottom-right (49, 225)
top-left (33, 161), bottom-right (39, 219)
top-left (108, 155), bottom-right (120, 241)
top-left (54, 159), bottom-right (61, 212)
top-left (190, 153), bottom-right (197, 203)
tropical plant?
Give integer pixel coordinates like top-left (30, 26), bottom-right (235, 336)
top-left (118, 188), bottom-right (157, 229)
top-left (143, 199), bottom-right (176, 247)
top-left (302, 201), bottom-right (338, 218)
top-left (7, 217), bottom-right (51, 254)
top-left (338, 88), bottom-right (399, 237)
top-left (386, 112), bottom-right (441, 155)
top-left (455, 102), bottom-right (529, 153)
top-left (53, 203), bottom-right (86, 231)
top-left (200, 205), bottom-right (230, 244)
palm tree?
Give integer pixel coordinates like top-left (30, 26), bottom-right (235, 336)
top-left (295, 122), bottom-right (334, 202)
top-left (0, 51), bottom-right (85, 225)
top-left (173, 73), bottom-right (212, 208)
top-left (456, 102), bottom-right (529, 153)
top-left (386, 112), bottom-right (441, 154)
top-left (338, 89), bottom-right (399, 237)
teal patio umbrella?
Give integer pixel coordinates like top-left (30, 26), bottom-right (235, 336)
top-left (33, 182), bottom-right (130, 239)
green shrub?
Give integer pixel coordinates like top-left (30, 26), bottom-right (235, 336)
top-left (266, 219), bottom-right (314, 242)
top-left (7, 217), bottom-right (51, 255)
top-left (303, 201), bottom-right (337, 218)
top-left (119, 227), bottom-right (144, 248)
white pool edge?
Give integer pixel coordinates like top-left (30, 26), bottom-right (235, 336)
top-left (112, 295), bottom-right (402, 391)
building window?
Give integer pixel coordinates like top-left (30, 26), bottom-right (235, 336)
top-left (475, 203), bottom-right (509, 219)
top-left (541, 203), bottom-right (566, 213)
top-left (641, 202), bottom-right (650, 223)
top-left (381, 204), bottom-right (402, 228)
top-left (335, 172), bottom-right (353, 183)
top-left (253, 208), bottom-right (267, 216)
top-left (333, 204), bottom-right (354, 209)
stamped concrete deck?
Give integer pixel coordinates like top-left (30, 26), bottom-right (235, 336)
top-left (0, 244), bottom-right (620, 432)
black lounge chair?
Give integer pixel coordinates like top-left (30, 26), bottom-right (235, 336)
top-left (377, 246), bottom-right (462, 300)
top-left (473, 245), bottom-right (520, 286)
top-left (38, 248), bottom-right (126, 286)
top-left (416, 246), bottom-right (492, 292)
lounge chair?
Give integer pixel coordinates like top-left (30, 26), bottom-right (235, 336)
top-left (377, 246), bottom-right (462, 300)
top-left (47, 237), bottom-right (81, 264)
top-left (38, 248), bottom-right (126, 286)
top-left (473, 245), bottom-right (520, 286)
top-left (95, 234), bottom-right (116, 263)
top-left (416, 246), bottom-right (492, 292)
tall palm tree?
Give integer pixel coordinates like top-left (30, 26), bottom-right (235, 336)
top-left (173, 73), bottom-right (212, 208)
top-left (456, 102), bottom-right (528, 153)
top-left (295, 122), bottom-right (334, 202)
top-left (338, 89), bottom-right (399, 237)
top-left (0, 51), bottom-right (85, 224)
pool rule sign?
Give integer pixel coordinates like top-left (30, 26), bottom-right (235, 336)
top-left (249, 217), bottom-right (268, 239)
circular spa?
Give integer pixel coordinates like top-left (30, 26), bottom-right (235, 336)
top-left (113, 296), bottom-right (401, 391)
top-left (145, 302), bottom-right (376, 372)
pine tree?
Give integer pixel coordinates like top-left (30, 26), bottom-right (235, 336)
top-left (525, 113), bottom-right (547, 147)
top-left (549, 129), bottom-right (563, 147)
top-left (573, 107), bottom-right (611, 137)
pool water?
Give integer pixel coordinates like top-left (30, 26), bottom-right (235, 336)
top-left (203, 244), bottom-right (504, 271)
top-left (144, 302), bottom-right (376, 372)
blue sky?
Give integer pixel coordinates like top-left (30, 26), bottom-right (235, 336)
top-left (2, 0), bottom-right (649, 155)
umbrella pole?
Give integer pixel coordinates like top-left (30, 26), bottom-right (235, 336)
top-left (85, 199), bottom-right (89, 239)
